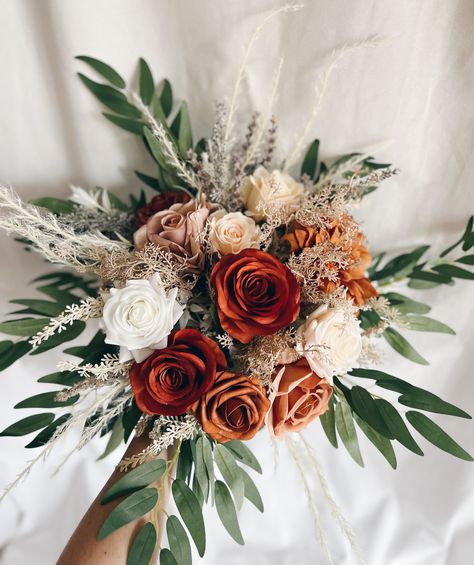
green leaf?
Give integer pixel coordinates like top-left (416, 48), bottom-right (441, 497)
top-left (354, 414), bottom-right (397, 469)
top-left (158, 79), bottom-right (173, 116)
top-left (0, 340), bottom-right (32, 370)
top-left (320, 397), bottom-right (338, 448)
top-left (0, 413), bottom-right (55, 437)
top-left (398, 390), bottom-right (471, 419)
top-left (103, 113), bottom-right (144, 134)
top-left (335, 400), bottom-right (364, 466)
top-left (201, 434), bottom-right (215, 501)
top-left (375, 399), bottom-right (423, 455)
top-left (176, 441), bottom-right (193, 483)
top-left (301, 139), bottom-right (319, 179)
top-left (15, 391), bottom-right (78, 409)
top-left (224, 440), bottom-right (262, 474)
top-left (25, 414), bottom-right (71, 448)
top-left (143, 126), bottom-right (172, 171)
top-left (195, 436), bottom-right (210, 502)
top-left (76, 56), bottom-right (126, 89)
top-left (98, 488), bottom-right (158, 540)
top-left (382, 292), bottom-right (431, 315)
top-left (135, 170), bottom-right (161, 191)
top-left (31, 321), bottom-right (87, 355)
top-left (126, 522), bottom-right (157, 565)
top-left (408, 270), bottom-right (452, 285)
top-left (139, 58), bottom-right (154, 105)
top-left (10, 299), bottom-right (64, 317)
top-left (406, 411), bottom-right (473, 461)
top-left (456, 254), bottom-right (474, 265)
top-left (350, 386), bottom-right (393, 439)
top-left (383, 327), bottom-right (429, 365)
top-left (102, 460), bottom-right (166, 504)
top-left (240, 467), bottom-right (264, 512)
top-left (122, 401), bottom-right (142, 442)
top-left (159, 549), bottom-right (178, 565)
top-left (166, 515), bottom-right (192, 565)
top-left (215, 444), bottom-right (244, 510)
top-left (172, 479), bottom-right (206, 557)
top-left (37, 371), bottom-right (83, 387)
top-left (441, 216), bottom-right (473, 257)
top-left (30, 197), bottom-right (75, 214)
top-left (371, 245), bottom-right (430, 282)
top-left (36, 285), bottom-right (81, 306)
top-left (98, 418), bottom-right (125, 460)
top-left (78, 74), bottom-right (141, 118)
top-left (404, 315), bottom-right (455, 334)
top-left (433, 264), bottom-right (474, 280)
top-left (0, 318), bottom-right (49, 337)
top-left (170, 102), bottom-right (193, 159)
top-left (215, 480), bottom-right (244, 545)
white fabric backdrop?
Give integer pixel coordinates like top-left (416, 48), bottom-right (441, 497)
top-left (0, 1), bottom-right (473, 563)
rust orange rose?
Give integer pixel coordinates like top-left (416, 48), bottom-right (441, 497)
top-left (266, 358), bottom-right (332, 437)
top-left (283, 218), bottom-right (377, 305)
top-left (194, 371), bottom-right (270, 442)
top-left (210, 248), bottom-right (300, 344)
top-left (129, 329), bottom-right (226, 416)
top-left (135, 192), bottom-right (190, 227)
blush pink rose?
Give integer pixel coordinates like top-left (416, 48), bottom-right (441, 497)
top-left (266, 358), bottom-right (332, 438)
top-left (133, 199), bottom-right (211, 274)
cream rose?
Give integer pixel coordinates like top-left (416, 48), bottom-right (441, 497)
top-left (102, 273), bottom-right (184, 363)
top-left (208, 210), bottom-right (260, 255)
top-left (240, 166), bottom-right (305, 221)
top-left (296, 305), bottom-right (362, 384)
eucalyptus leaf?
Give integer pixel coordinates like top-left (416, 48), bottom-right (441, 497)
top-left (383, 327), bottom-right (429, 365)
top-left (171, 102), bottom-right (193, 159)
top-left (9, 299), bottom-right (64, 317)
top-left (0, 413), bottom-right (54, 437)
top-left (30, 197), bottom-right (75, 214)
top-left (122, 401), bottom-right (142, 442)
top-left (160, 549), bottom-right (178, 565)
top-left (215, 480), bottom-right (244, 545)
top-left (382, 292), bottom-right (431, 315)
top-left (375, 399), bottom-right (423, 455)
top-left (172, 479), bottom-right (206, 557)
top-left (126, 522), bottom-right (157, 565)
top-left (240, 468), bottom-right (264, 512)
top-left (404, 315), bottom-right (455, 334)
top-left (102, 460), bottom-right (166, 504)
top-left (0, 340), bottom-right (32, 370)
top-left (354, 414), bottom-right (397, 469)
top-left (158, 79), bottom-right (173, 116)
top-left (350, 386), bottom-right (393, 439)
top-left (166, 515), bottom-right (192, 565)
top-left (398, 390), bottom-right (471, 419)
top-left (98, 418), bottom-right (126, 461)
top-left (195, 436), bottom-right (210, 502)
top-left (301, 139), bottom-right (319, 179)
top-left (320, 397), bottom-right (338, 448)
top-left (456, 254), bottom-right (474, 265)
top-left (25, 414), bottom-right (71, 448)
top-left (37, 371), bottom-right (83, 387)
top-left (135, 170), bottom-right (161, 191)
top-left (98, 488), bottom-right (158, 540)
top-left (433, 264), bottom-right (474, 280)
top-left (215, 444), bottom-right (244, 510)
top-left (224, 440), bottom-right (262, 474)
top-left (103, 113), bottom-right (144, 134)
top-left (406, 411), bottom-right (473, 461)
top-left (335, 399), bottom-right (364, 467)
top-left (0, 318), bottom-right (50, 337)
top-left (371, 245), bottom-right (430, 282)
top-left (15, 391), bottom-right (79, 409)
top-left (76, 56), bottom-right (126, 88)
top-left (78, 74), bottom-right (141, 118)
top-left (139, 58), bottom-right (155, 105)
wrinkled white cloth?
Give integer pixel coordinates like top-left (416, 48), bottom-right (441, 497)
top-left (0, 1), bottom-right (473, 564)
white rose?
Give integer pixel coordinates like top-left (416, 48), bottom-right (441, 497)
top-left (296, 304), bottom-right (362, 384)
top-left (208, 210), bottom-right (260, 255)
top-left (240, 166), bottom-right (305, 221)
top-left (102, 273), bottom-right (184, 363)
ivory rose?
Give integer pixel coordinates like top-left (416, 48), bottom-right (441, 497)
top-left (194, 371), bottom-right (270, 442)
top-left (211, 248), bottom-right (300, 344)
top-left (133, 199), bottom-right (211, 274)
top-left (208, 210), bottom-right (260, 255)
top-left (102, 273), bottom-right (184, 363)
top-left (129, 329), bottom-right (226, 416)
top-left (266, 358), bottom-right (332, 437)
top-left (240, 166), bottom-right (304, 221)
top-left (296, 304), bottom-right (362, 383)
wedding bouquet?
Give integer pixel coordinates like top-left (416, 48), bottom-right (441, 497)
top-left (1, 42), bottom-right (473, 565)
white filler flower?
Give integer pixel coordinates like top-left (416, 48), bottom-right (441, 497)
top-left (102, 273), bottom-right (184, 363)
top-left (296, 304), bottom-right (362, 384)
